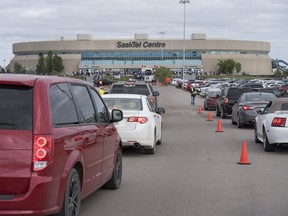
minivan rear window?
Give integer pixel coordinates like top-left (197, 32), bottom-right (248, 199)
top-left (0, 85), bottom-right (33, 130)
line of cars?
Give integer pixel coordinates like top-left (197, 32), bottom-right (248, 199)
top-left (173, 77), bottom-right (288, 153)
top-left (102, 80), bottom-right (165, 154)
top-left (205, 85), bottom-right (288, 153)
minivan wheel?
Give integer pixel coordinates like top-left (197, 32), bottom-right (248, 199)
top-left (104, 147), bottom-right (122, 189)
top-left (57, 168), bottom-right (81, 216)
top-left (263, 130), bottom-right (275, 152)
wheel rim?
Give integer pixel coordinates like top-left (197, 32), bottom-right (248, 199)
top-left (68, 177), bottom-right (80, 216)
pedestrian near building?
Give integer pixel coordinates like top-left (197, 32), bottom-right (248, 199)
top-left (190, 85), bottom-right (197, 106)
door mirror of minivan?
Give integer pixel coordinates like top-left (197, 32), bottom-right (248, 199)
top-left (153, 91), bottom-right (160, 97)
top-left (111, 109), bottom-right (123, 122)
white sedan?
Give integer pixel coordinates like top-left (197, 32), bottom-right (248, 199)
top-left (254, 98), bottom-right (288, 152)
top-left (102, 94), bottom-right (165, 154)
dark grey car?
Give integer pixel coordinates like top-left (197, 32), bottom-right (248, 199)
top-left (231, 92), bottom-right (277, 128)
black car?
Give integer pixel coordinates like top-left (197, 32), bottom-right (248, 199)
top-left (108, 81), bottom-right (160, 110)
top-left (215, 87), bottom-right (253, 119)
top-left (93, 77), bottom-right (114, 87)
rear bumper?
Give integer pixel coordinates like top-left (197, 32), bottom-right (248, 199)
top-left (118, 127), bottom-right (154, 148)
top-left (0, 174), bottom-right (63, 215)
top-left (267, 127), bottom-right (288, 144)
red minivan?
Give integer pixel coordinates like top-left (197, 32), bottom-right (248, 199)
top-left (0, 74), bottom-right (123, 216)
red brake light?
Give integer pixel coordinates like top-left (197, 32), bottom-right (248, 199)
top-left (271, 118), bottom-right (286, 127)
top-left (33, 135), bottom-right (53, 171)
top-left (224, 98), bottom-right (229, 104)
top-left (127, 117), bottom-right (148, 124)
top-left (242, 105), bottom-right (253, 111)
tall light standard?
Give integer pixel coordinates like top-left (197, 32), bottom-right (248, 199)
top-left (3, 59), bottom-right (6, 72)
top-left (179, 0), bottom-right (190, 89)
top-left (159, 32), bottom-right (165, 63)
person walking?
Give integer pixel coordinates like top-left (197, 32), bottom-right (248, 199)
top-left (190, 85), bottom-right (197, 106)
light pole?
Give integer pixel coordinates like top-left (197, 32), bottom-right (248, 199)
top-left (159, 32), bottom-right (165, 63)
top-left (179, 0), bottom-right (190, 89)
top-left (256, 53), bottom-right (259, 78)
top-left (3, 59), bottom-right (6, 72)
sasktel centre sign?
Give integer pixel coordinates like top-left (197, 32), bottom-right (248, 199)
top-left (117, 41), bottom-right (166, 48)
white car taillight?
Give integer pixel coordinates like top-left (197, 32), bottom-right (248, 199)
top-left (33, 135), bottom-right (53, 171)
top-left (271, 117), bottom-right (286, 127)
top-left (127, 117), bottom-right (148, 124)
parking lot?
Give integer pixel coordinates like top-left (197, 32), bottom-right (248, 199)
top-left (80, 84), bottom-right (288, 216)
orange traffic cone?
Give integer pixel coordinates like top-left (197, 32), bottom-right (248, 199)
top-left (198, 106), bottom-right (203, 114)
top-left (215, 119), bottom-right (223, 132)
top-left (207, 111), bottom-right (213, 121)
top-left (238, 142), bottom-right (251, 165)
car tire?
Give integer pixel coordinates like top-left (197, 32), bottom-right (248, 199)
top-left (103, 147), bottom-right (122, 189)
top-left (231, 114), bottom-right (236, 125)
top-left (263, 129), bottom-right (275, 152)
top-left (216, 106), bottom-right (221, 117)
top-left (56, 168), bottom-right (81, 216)
top-left (145, 131), bottom-right (156, 154)
top-left (237, 114), bottom-right (244, 128)
top-left (254, 124), bottom-right (261, 143)
top-left (204, 104), bottom-right (208, 111)
top-left (221, 108), bottom-right (227, 119)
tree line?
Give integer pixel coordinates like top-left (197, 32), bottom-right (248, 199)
top-left (13, 51), bottom-right (64, 75)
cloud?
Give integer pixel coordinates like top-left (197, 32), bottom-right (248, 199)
top-left (0, 0), bottom-right (287, 66)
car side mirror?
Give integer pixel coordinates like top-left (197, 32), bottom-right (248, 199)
top-left (256, 110), bottom-right (263, 115)
top-left (157, 107), bottom-right (166, 114)
top-left (153, 91), bottom-right (160, 97)
top-left (111, 109), bottom-right (123, 122)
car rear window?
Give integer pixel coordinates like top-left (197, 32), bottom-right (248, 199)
top-left (103, 98), bottom-right (142, 111)
top-left (110, 84), bottom-right (150, 96)
top-left (0, 85), bottom-right (33, 130)
top-left (226, 88), bottom-right (252, 98)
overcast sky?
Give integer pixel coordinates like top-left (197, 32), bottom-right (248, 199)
top-left (0, 0), bottom-right (287, 67)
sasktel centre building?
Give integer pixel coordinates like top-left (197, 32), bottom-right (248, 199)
top-left (10, 33), bottom-right (272, 76)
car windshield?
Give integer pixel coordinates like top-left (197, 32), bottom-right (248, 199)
top-left (103, 98), bottom-right (142, 111)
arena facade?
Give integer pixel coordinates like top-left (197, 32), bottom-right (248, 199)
top-left (10, 33), bottom-right (272, 75)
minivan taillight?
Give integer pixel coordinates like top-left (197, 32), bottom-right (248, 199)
top-left (224, 98), bottom-right (229, 104)
top-left (271, 117), bottom-right (286, 127)
top-left (33, 135), bottom-right (53, 171)
top-left (127, 117), bottom-right (148, 124)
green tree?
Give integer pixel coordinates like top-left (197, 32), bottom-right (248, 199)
top-left (52, 54), bottom-right (65, 74)
top-left (235, 62), bottom-right (241, 73)
top-left (36, 53), bottom-right (47, 74)
top-left (154, 67), bottom-right (173, 83)
top-left (14, 63), bottom-right (24, 74)
top-left (46, 51), bottom-right (53, 75)
top-left (217, 59), bottom-right (241, 74)
top-left (274, 69), bottom-right (283, 78)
